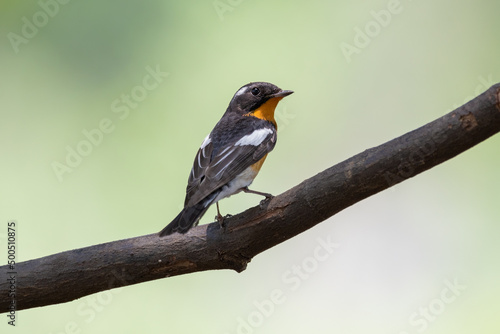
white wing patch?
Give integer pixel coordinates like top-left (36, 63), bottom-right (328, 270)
top-left (200, 134), bottom-right (211, 149)
top-left (197, 151), bottom-right (203, 168)
top-left (194, 134), bottom-right (212, 171)
top-left (235, 128), bottom-right (273, 146)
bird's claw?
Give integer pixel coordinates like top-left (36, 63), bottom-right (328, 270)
top-left (215, 213), bottom-right (232, 231)
top-left (259, 195), bottom-right (274, 208)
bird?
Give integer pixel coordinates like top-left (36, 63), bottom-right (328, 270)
top-left (159, 82), bottom-right (293, 236)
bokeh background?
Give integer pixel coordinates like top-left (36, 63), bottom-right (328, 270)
top-left (1, 0), bottom-right (500, 333)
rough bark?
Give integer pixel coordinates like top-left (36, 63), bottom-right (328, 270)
top-left (2, 84), bottom-right (500, 313)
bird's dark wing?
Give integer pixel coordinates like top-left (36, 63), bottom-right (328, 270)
top-left (185, 119), bottom-right (276, 207)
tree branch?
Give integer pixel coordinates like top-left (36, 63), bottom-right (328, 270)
top-left (2, 84), bottom-right (500, 313)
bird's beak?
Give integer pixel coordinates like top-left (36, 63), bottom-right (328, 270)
top-left (270, 90), bottom-right (294, 99)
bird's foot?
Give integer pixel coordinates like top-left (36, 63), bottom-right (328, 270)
top-left (215, 212), bottom-right (224, 228)
top-left (259, 195), bottom-right (274, 208)
top-left (215, 213), bottom-right (232, 231)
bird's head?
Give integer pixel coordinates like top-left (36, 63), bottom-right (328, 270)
top-left (227, 82), bottom-right (293, 127)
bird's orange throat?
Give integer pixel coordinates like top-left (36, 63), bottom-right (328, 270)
top-left (244, 96), bottom-right (283, 128)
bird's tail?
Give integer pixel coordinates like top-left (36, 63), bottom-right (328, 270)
top-left (159, 193), bottom-right (218, 237)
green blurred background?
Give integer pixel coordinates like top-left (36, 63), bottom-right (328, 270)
top-left (1, 0), bottom-right (500, 333)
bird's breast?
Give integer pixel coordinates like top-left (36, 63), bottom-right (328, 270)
top-left (213, 155), bottom-right (268, 203)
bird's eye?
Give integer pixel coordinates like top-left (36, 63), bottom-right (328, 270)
top-left (251, 87), bottom-right (260, 96)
